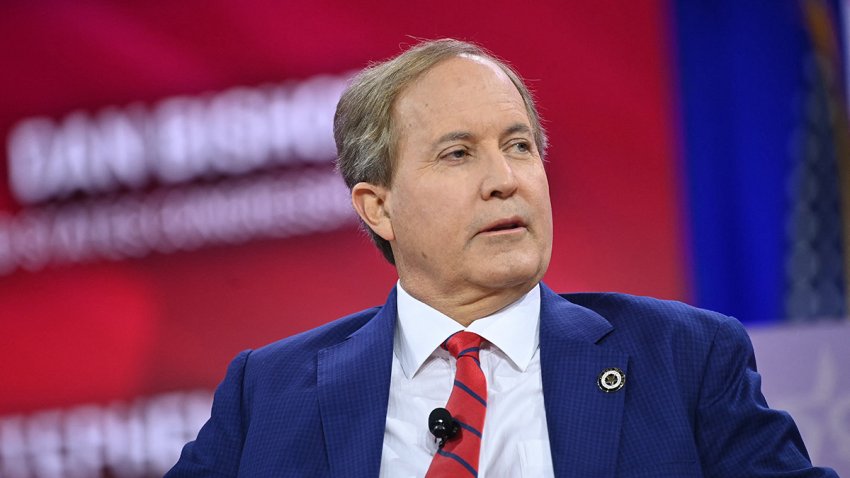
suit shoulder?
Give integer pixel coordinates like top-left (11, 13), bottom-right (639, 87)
top-left (248, 305), bottom-right (382, 367)
top-left (562, 291), bottom-right (742, 347)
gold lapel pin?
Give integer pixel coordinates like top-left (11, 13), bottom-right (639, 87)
top-left (597, 367), bottom-right (626, 393)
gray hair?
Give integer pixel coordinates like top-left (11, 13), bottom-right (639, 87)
top-left (334, 38), bottom-right (548, 264)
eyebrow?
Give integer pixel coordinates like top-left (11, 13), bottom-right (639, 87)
top-left (503, 123), bottom-right (532, 137)
top-left (432, 123), bottom-right (532, 148)
top-left (434, 131), bottom-right (473, 148)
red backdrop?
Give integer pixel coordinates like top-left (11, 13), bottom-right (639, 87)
top-left (0, 1), bottom-right (686, 419)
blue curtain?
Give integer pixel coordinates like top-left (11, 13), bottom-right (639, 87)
top-left (673, 0), bottom-right (848, 323)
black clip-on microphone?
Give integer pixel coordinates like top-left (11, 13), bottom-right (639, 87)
top-left (428, 407), bottom-right (459, 449)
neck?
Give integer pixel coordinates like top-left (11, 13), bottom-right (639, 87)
top-left (398, 278), bottom-right (537, 327)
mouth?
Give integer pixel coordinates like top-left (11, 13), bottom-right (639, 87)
top-left (479, 217), bottom-right (528, 235)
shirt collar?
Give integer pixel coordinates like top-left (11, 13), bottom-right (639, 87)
top-left (394, 281), bottom-right (541, 379)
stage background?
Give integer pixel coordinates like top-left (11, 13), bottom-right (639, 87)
top-left (0, 0), bottom-right (847, 476)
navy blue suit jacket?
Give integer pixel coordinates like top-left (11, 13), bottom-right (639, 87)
top-left (167, 284), bottom-right (837, 477)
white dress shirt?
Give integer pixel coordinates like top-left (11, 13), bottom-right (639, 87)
top-left (379, 282), bottom-right (555, 477)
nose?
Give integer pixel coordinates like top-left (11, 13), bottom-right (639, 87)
top-left (480, 151), bottom-right (519, 200)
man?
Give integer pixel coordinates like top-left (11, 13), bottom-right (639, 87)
top-left (167, 39), bottom-right (837, 477)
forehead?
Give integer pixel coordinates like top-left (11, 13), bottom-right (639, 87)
top-left (392, 55), bottom-right (529, 134)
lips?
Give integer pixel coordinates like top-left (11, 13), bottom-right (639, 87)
top-left (479, 217), bottom-right (527, 234)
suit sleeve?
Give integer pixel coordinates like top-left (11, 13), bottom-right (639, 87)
top-left (695, 317), bottom-right (838, 477)
top-left (165, 350), bottom-right (252, 478)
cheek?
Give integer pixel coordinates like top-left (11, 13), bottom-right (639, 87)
top-left (405, 181), bottom-right (459, 214)
top-left (532, 171), bottom-right (552, 209)
top-left (392, 187), bottom-right (449, 239)
top-left (410, 196), bottom-right (468, 247)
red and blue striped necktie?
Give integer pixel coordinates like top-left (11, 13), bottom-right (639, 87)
top-left (426, 331), bottom-right (487, 477)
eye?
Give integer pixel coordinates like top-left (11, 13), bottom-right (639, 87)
top-left (510, 141), bottom-right (532, 154)
top-left (441, 148), bottom-right (469, 161)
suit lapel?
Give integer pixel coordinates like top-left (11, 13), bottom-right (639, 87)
top-left (539, 284), bottom-right (629, 477)
top-left (317, 288), bottom-right (396, 478)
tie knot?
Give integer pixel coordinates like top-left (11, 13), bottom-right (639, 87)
top-left (443, 331), bottom-right (484, 359)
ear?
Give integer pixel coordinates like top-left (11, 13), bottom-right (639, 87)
top-left (351, 182), bottom-right (395, 242)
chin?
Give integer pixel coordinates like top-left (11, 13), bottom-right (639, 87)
top-left (476, 260), bottom-right (546, 290)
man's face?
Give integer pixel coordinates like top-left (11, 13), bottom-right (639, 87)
top-left (383, 55), bottom-right (553, 298)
